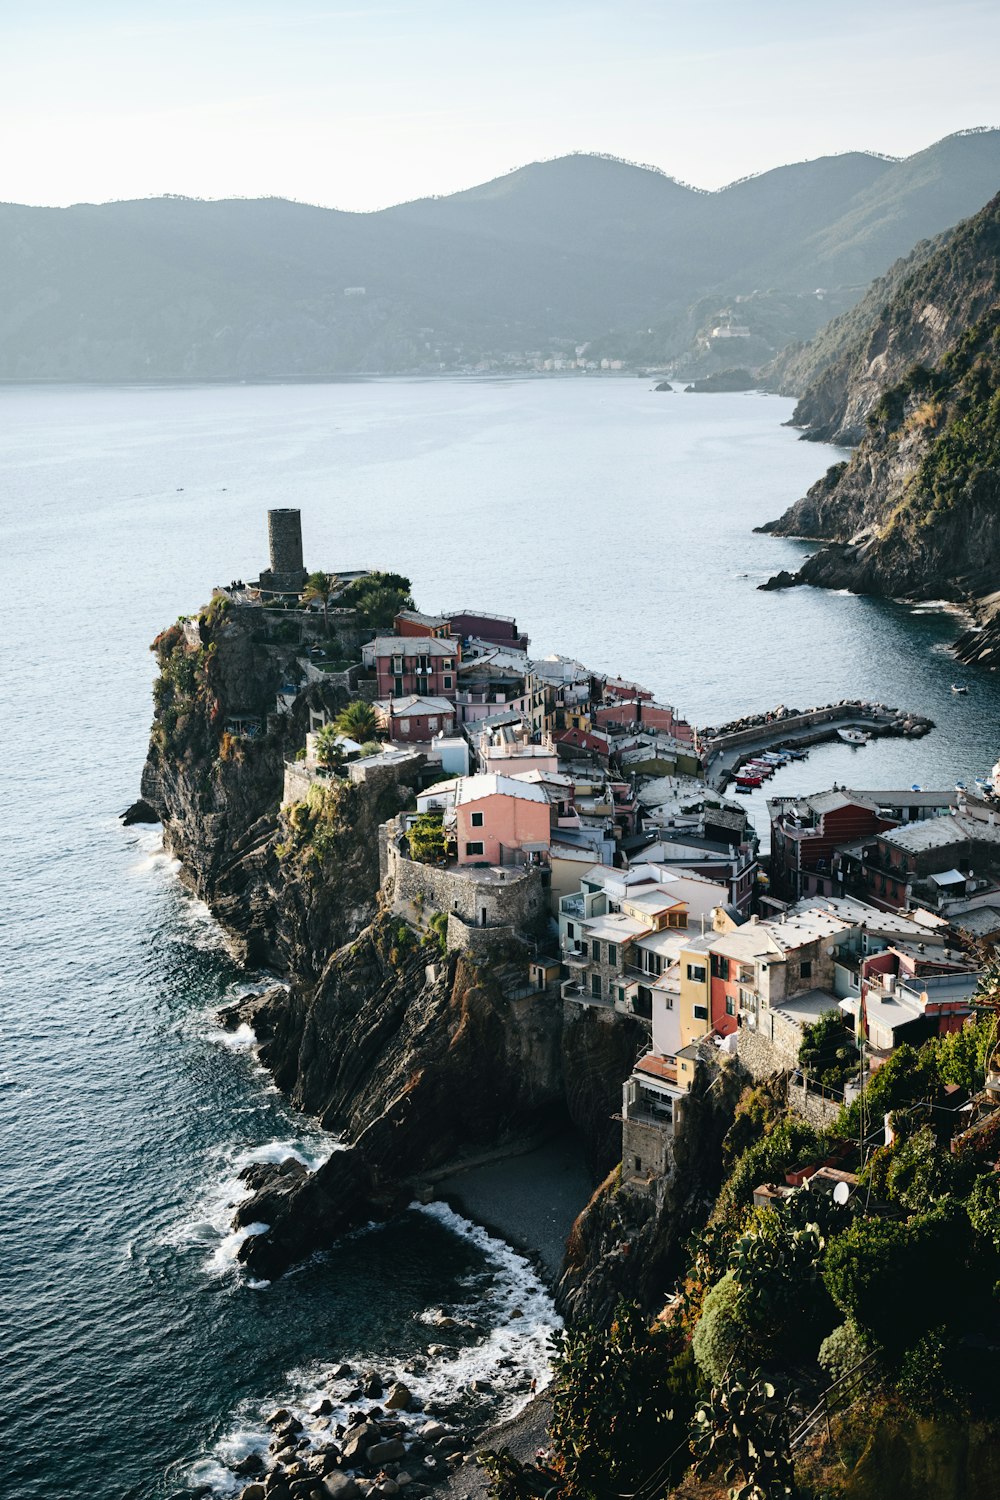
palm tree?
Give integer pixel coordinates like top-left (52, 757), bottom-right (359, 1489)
top-left (300, 571), bottom-right (340, 634)
top-left (335, 699), bottom-right (379, 743)
top-left (314, 723), bottom-right (346, 770)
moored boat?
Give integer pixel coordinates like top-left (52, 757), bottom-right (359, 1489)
top-left (837, 728), bottom-right (868, 746)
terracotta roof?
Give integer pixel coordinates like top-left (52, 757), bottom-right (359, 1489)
top-left (635, 1054), bottom-right (678, 1084)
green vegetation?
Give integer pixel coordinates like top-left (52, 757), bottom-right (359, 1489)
top-left (314, 723), bottom-right (346, 770)
top-left (337, 572), bottom-right (414, 629)
top-left (799, 1008), bottom-right (859, 1092)
top-left (428, 910), bottom-right (449, 955)
top-left (691, 1368), bottom-right (795, 1500)
top-left (301, 570), bottom-right (340, 632)
top-left (335, 700), bottom-right (380, 743)
top-left (407, 811), bottom-right (448, 864)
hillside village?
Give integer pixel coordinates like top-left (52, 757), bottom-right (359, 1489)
top-left (211, 511), bottom-right (1000, 1214)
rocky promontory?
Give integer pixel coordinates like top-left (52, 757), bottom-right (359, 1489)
top-left (136, 591), bottom-right (680, 1310)
top-left (757, 190), bottom-right (1000, 609)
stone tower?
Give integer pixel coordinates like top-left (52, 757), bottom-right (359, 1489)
top-left (258, 508), bottom-right (308, 595)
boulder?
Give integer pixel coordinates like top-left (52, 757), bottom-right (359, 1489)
top-left (267, 1409), bottom-right (294, 1428)
top-left (235, 1454), bottom-right (266, 1476)
top-left (469, 1380), bottom-right (492, 1394)
top-left (417, 1423), bottom-right (445, 1442)
top-left (383, 1383), bottom-right (411, 1412)
top-left (322, 1478), bottom-right (360, 1500)
top-left (367, 1439), bottom-right (407, 1465)
top-left (341, 1422), bottom-right (379, 1462)
top-left (313, 1398), bottom-right (335, 1417)
top-left (330, 1364), bottom-right (353, 1380)
top-left (241, 1487), bottom-right (267, 1500)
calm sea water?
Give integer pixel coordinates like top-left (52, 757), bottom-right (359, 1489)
top-left (4, 377), bottom-right (999, 1499)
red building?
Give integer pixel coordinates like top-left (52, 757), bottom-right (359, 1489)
top-left (769, 792), bottom-right (894, 902)
top-left (364, 635), bottom-right (460, 700)
top-left (445, 610), bottom-right (529, 652)
top-left (375, 695), bottom-right (456, 742)
top-left (393, 609), bottom-right (452, 639)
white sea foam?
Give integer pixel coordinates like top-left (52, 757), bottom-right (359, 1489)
top-left (193, 1198), bottom-right (561, 1493)
top-left (165, 1135), bottom-right (335, 1277)
top-left (217, 1022), bottom-right (257, 1052)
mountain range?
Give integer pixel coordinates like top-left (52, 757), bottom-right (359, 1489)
top-left (2, 128), bottom-right (1000, 379)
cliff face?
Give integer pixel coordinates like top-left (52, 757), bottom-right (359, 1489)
top-left (557, 1056), bottom-right (744, 1326)
top-left (779, 191), bottom-right (1000, 444)
top-left (138, 598), bottom-right (665, 1289)
top-left (759, 193), bottom-right (1000, 606)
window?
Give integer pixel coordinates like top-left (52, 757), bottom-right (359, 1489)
top-left (393, 677), bottom-right (404, 697)
top-left (566, 921), bottom-right (575, 939)
top-left (693, 1003), bottom-right (708, 1021)
top-left (591, 939), bottom-right (601, 962)
top-left (711, 954), bottom-right (730, 981)
top-left (465, 841), bottom-right (484, 856)
top-left (427, 717), bottom-right (438, 732)
top-left (398, 718), bottom-right (410, 735)
top-left (799, 960), bottom-right (813, 979)
top-left (663, 994), bottom-right (674, 1009)
top-left (444, 660), bottom-right (454, 670)
top-left (634, 1156), bottom-right (642, 1172)
top-left (392, 656), bottom-right (403, 675)
top-left (618, 986), bottom-right (626, 1003)
top-left (591, 973), bottom-right (603, 999)
top-left (739, 988), bottom-right (757, 1013)
top-left (686, 963), bottom-right (707, 984)
top-left (470, 811), bottom-right (484, 827)
top-left (443, 675), bottom-right (453, 690)
top-left (607, 942), bottom-right (618, 966)
top-left (668, 911), bottom-right (687, 928)
top-left (725, 995), bottom-right (736, 1016)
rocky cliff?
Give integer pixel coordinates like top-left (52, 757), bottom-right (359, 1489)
top-left (136, 596), bottom-right (670, 1292)
top-left (758, 192), bottom-right (1000, 609)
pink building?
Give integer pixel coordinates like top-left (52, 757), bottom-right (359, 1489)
top-left (455, 774), bottom-right (551, 865)
top-left (363, 636), bottom-right (459, 699)
top-left (593, 701), bottom-right (693, 739)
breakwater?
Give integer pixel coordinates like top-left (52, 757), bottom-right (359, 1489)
top-left (703, 701), bottom-right (935, 790)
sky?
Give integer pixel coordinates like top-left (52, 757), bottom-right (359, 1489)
top-left (2, 0), bottom-right (998, 211)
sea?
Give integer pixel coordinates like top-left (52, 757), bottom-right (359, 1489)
top-left (4, 376), bottom-right (999, 1499)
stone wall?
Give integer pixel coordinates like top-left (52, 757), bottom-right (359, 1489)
top-left (446, 913), bottom-right (521, 953)
top-left (787, 1081), bottom-right (843, 1129)
top-left (383, 830), bottom-right (545, 933)
top-left (622, 1116), bottom-right (673, 1182)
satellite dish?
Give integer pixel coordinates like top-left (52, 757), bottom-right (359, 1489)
top-left (833, 1181), bottom-right (850, 1205)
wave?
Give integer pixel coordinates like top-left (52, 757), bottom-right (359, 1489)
top-left (163, 1135), bottom-right (337, 1279)
top-left (190, 1199), bottom-right (561, 1494)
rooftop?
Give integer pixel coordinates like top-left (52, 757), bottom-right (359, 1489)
top-left (369, 635), bottom-right (457, 657)
top-left (380, 694), bottom-right (456, 714)
top-left (881, 812), bottom-right (1000, 855)
top-left (455, 773), bottom-right (548, 806)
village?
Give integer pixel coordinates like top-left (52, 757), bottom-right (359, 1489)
top-left (222, 510), bottom-right (1000, 1212)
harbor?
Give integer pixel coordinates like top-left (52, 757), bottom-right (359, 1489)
top-left (702, 700), bottom-right (935, 792)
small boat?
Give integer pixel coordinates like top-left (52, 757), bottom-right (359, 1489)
top-left (952, 684), bottom-right (969, 695)
top-left (736, 774), bottom-right (763, 788)
top-left (781, 746), bottom-right (808, 760)
top-left (837, 728), bottom-right (868, 746)
top-left (734, 784), bottom-right (753, 795)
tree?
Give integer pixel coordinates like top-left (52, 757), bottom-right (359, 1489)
top-left (690, 1367), bottom-right (795, 1500)
top-left (798, 1008), bottom-right (858, 1091)
top-left (335, 699), bottom-right (379, 743)
top-left (314, 723), bottom-right (346, 770)
top-left (547, 1302), bottom-right (695, 1497)
top-left (822, 1201), bottom-right (971, 1354)
top-left (300, 570), bottom-right (340, 633)
top-left (337, 571), bottom-right (414, 628)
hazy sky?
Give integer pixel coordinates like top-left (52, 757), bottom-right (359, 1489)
top-left (3, 0), bottom-right (998, 210)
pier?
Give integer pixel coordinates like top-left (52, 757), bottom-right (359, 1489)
top-left (702, 701), bottom-right (934, 791)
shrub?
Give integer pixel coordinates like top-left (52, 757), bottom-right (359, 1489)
top-left (336, 699), bottom-right (379, 742)
top-left (817, 1320), bottom-right (867, 1383)
top-left (798, 1009), bottom-right (858, 1091)
top-left (408, 811), bottom-right (448, 864)
top-left (692, 1272), bottom-right (759, 1383)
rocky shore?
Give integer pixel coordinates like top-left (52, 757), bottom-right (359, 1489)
top-left (212, 1356), bottom-right (541, 1500)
